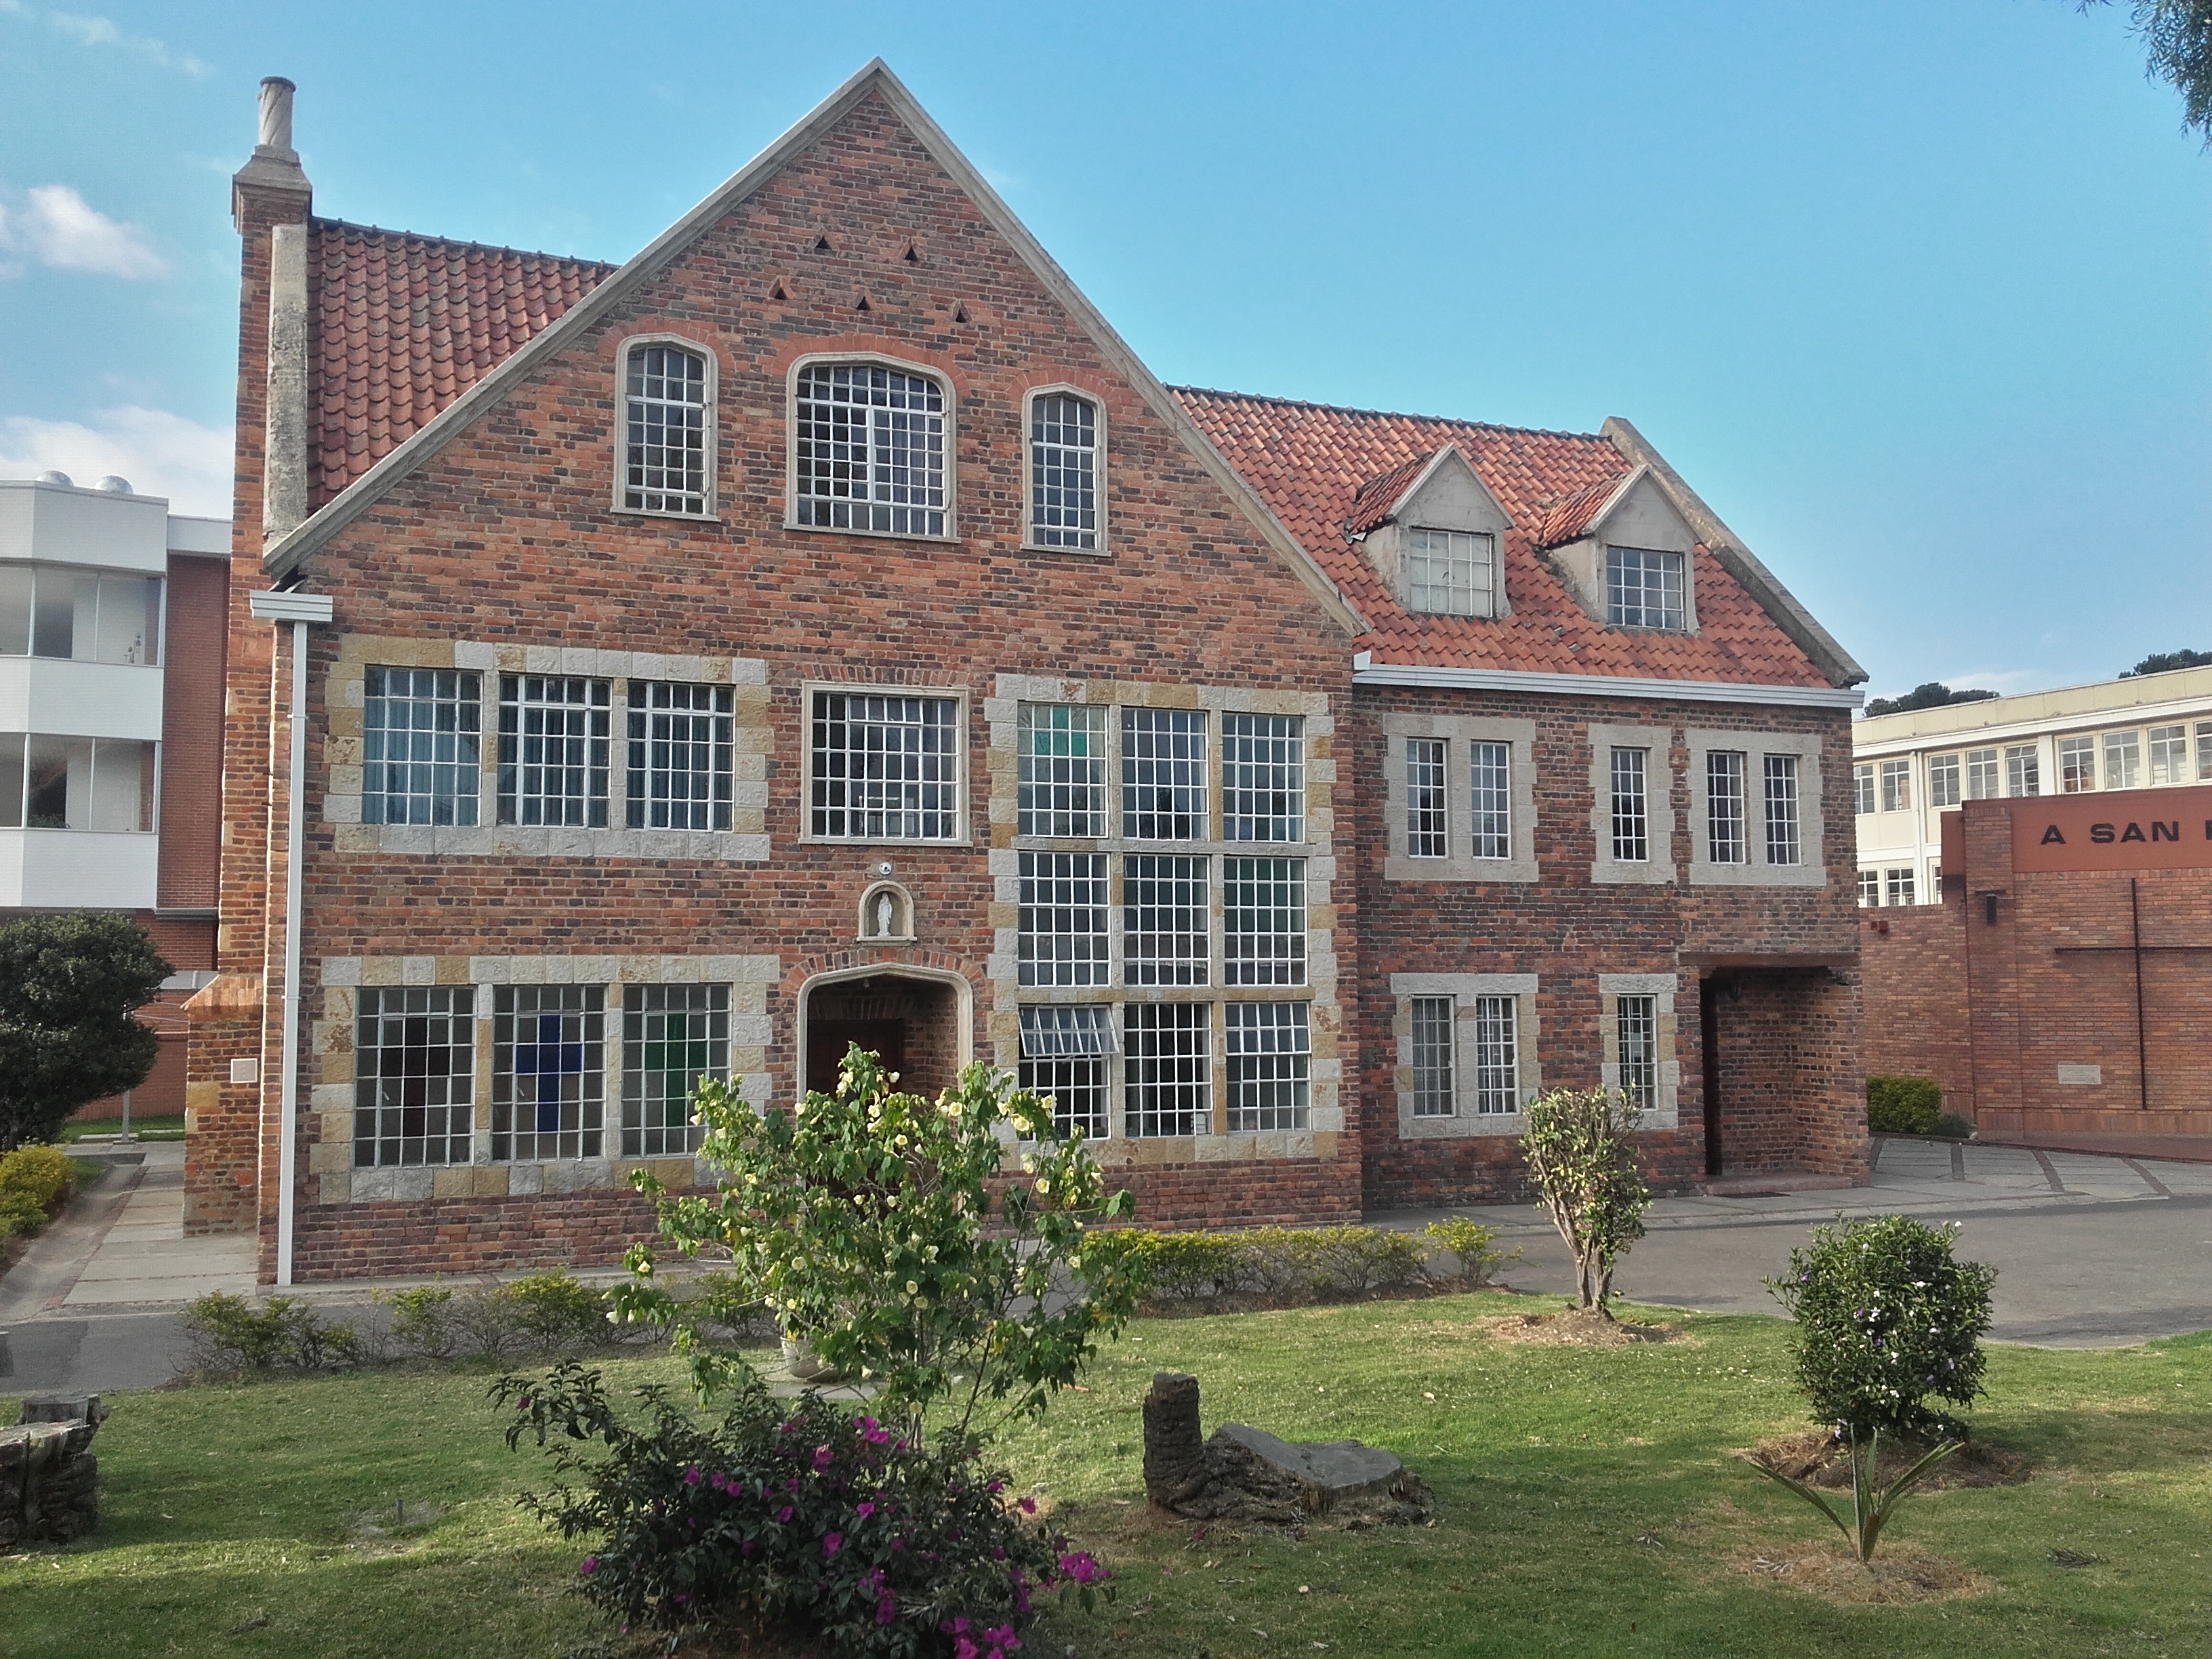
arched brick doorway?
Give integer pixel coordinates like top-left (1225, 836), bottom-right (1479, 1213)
top-left (797, 967), bottom-right (971, 1100)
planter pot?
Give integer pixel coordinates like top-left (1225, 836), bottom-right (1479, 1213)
top-left (779, 1336), bottom-right (841, 1384)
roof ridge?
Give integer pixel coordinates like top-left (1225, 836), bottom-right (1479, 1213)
top-left (1167, 384), bottom-right (1604, 444)
top-left (310, 216), bottom-right (618, 270)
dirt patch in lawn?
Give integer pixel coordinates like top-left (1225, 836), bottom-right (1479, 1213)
top-left (1478, 1309), bottom-right (1683, 1347)
top-left (1744, 1428), bottom-right (2034, 1491)
top-left (1727, 1540), bottom-right (1997, 1605)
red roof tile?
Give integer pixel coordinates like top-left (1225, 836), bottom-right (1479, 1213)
top-left (307, 219), bottom-right (614, 507)
top-left (1344, 451), bottom-right (1435, 537)
top-left (1531, 472), bottom-right (1624, 550)
top-left (1173, 386), bottom-right (1828, 687)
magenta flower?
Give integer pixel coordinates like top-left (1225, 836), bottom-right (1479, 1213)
top-left (1018, 1496), bottom-right (1036, 1514)
top-left (776, 1505), bottom-right (794, 1523)
top-left (954, 1641), bottom-right (979, 1659)
top-left (983, 1626), bottom-right (1021, 1655)
top-left (876, 1591), bottom-right (898, 1625)
top-left (1057, 1551), bottom-right (1106, 1585)
top-left (813, 1444), bottom-right (835, 1472)
top-left (855, 1501), bottom-right (876, 1519)
top-left (579, 1555), bottom-right (598, 1576)
top-left (682, 1464), bottom-right (701, 1486)
top-left (823, 1532), bottom-right (843, 1557)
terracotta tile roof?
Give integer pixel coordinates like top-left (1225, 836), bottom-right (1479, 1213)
top-left (1173, 386), bottom-right (1829, 687)
top-left (307, 219), bottom-right (614, 507)
top-left (1344, 451), bottom-right (1434, 537)
top-left (1531, 472), bottom-right (1624, 550)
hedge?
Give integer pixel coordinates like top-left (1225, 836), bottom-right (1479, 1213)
top-left (1866, 1075), bottom-right (1942, 1135)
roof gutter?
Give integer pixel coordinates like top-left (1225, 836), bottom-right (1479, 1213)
top-left (1351, 653), bottom-right (1864, 710)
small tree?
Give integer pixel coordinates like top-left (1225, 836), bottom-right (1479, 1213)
top-left (1518, 1086), bottom-right (1651, 1317)
top-left (0, 913), bottom-right (171, 1150)
top-left (612, 1046), bottom-right (1143, 1441)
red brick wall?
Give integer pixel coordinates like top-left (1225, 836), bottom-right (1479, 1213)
top-left (1860, 898), bottom-right (1973, 1118)
top-left (184, 977), bottom-right (262, 1234)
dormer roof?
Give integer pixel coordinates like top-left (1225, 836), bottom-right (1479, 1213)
top-left (1532, 468), bottom-right (1643, 550)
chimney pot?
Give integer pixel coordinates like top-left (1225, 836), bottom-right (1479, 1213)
top-left (258, 77), bottom-right (298, 155)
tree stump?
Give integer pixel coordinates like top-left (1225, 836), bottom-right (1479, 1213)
top-left (1143, 1372), bottom-right (1210, 1507)
top-left (1141, 1372), bottom-right (1431, 1526)
top-left (0, 1395), bottom-right (109, 1549)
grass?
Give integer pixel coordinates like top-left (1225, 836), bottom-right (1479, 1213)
top-left (57, 1115), bottom-right (186, 1143)
top-left (2, 1296), bottom-right (2208, 1659)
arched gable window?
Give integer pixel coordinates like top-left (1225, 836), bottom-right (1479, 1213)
top-left (1026, 389), bottom-right (1101, 551)
top-left (620, 338), bottom-right (714, 517)
top-left (792, 360), bottom-right (949, 537)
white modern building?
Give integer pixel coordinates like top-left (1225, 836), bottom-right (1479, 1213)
top-left (1852, 665), bottom-right (2212, 905)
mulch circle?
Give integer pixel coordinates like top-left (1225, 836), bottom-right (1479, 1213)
top-left (1478, 1309), bottom-right (1683, 1347)
top-left (1744, 1427), bottom-right (2032, 1490)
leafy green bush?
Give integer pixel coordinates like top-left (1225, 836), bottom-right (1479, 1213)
top-left (497, 1362), bottom-right (1111, 1651)
top-left (1866, 1075), bottom-right (1942, 1134)
top-left (1931, 1111), bottom-right (1976, 1140)
top-left (1519, 1087), bottom-right (1651, 1316)
top-left (377, 1272), bottom-right (627, 1362)
top-left (1090, 1228), bottom-right (1253, 1301)
top-left (1286, 1225), bottom-right (1429, 1293)
top-left (1766, 1214), bottom-right (1997, 1441)
top-left (1421, 1216), bottom-right (1521, 1286)
top-left (180, 1292), bottom-right (364, 1374)
top-left (1092, 1221), bottom-right (1511, 1305)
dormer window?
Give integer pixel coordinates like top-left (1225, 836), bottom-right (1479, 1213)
top-left (1405, 528), bottom-right (1495, 617)
top-left (1347, 445), bottom-right (1513, 621)
top-left (1605, 546), bottom-right (1684, 631)
top-left (621, 340), bottom-right (713, 516)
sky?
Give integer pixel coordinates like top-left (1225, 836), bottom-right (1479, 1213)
top-left (0, 1), bottom-right (2205, 705)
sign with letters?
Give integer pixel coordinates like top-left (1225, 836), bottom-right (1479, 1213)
top-left (2010, 782), bottom-right (2212, 874)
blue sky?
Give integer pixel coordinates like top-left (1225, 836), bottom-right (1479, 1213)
top-left (0, 1), bottom-right (2204, 701)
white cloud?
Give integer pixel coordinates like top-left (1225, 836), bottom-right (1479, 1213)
top-left (0, 184), bottom-right (167, 278)
top-left (0, 407), bottom-right (232, 517)
top-left (1, 3), bottom-right (211, 77)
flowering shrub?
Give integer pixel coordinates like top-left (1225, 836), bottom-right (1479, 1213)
top-left (1765, 1213), bottom-right (1997, 1440)
top-left (1519, 1087), bottom-right (1650, 1315)
top-left (495, 1361), bottom-right (1110, 1653)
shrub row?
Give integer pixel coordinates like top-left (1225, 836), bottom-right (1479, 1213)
top-left (0, 1144), bottom-right (77, 1241)
top-left (1092, 1218), bottom-right (1517, 1307)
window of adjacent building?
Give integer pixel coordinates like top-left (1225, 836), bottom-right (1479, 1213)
top-left (2005, 743), bottom-right (2041, 797)
top-left (1885, 866), bottom-right (1916, 906)
top-left (1226, 1001), bottom-right (1309, 1132)
top-left (620, 983), bottom-right (726, 1158)
top-left (1858, 868), bottom-right (1881, 907)
top-left (1124, 1000), bottom-right (1209, 1136)
top-left (1928, 752), bottom-right (1961, 808)
top-left (1610, 747), bottom-right (1650, 862)
top-left (499, 675), bottom-right (611, 828)
top-left (2104, 729), bottom-right (2142, 791)
top-left (353, 986), bottom-right (474, 1167)
top-left (1763, 754), bottom-right (1801, 865)
top-left (1017, 703), bottom-right (1105, 836)
top-left (1406, 737), bottom-right (1448, 859)
top-left (0, 733), bottom-right (150, 831)
top-left (623, 343), bottom-right (710, 515)
top-left (1122, 708), bottom-right (1207, 841)
top-left (1470, 739), bottom-right (1511, 859)
top-left (625, 682), bottom-right (732, 831)
top-left (1409, 995), bottom-right (1454, 1118)
top-left (809, 692), bottom-right (960, 840)
top-left (1471, 994), bottom-right (1520, 1115)
top-left (2059, 734), bottom-right (2096, 794)
top-left (1017, 1004), bottom-right (1112, 1139)
top-left (0, 563), bottom-right (162, 664)
top-left (1605, 547), bottom-right (1685, 630)
top-left (2148, 724), bottom-right (2189, 785)
top-left (364, 667), bottom-right (480, 827)
top-left (794, 362), bottom-right (947, 537)
top-left (1029, 392), bottom-right (1098, 550)
top-left (1879, 758), bottom-right (1911, 813)
top-left (1966, 747), bottom-right (2000, 800)
top-left (1853, 762), bottom-right (1875, 815)
top-left (2198, 721), bottom-right (2212, 781)
top-left (492, 985), bottom-right (605, 1161)
top-left (1404, 527), bottom-right (1495, 617)
top-left (1221, 713), bottom-right (1303, 842)
top-left (1616, 993), bottom-right (1658, 1113)
top-left (1224, 856), bottom-right (1305, 987)
top-left (1123, 854), bottom-right (1208, 986)
top-left (1929, 859), bottom-right (1942, 893)
top-left (1018, 851), bottom-right (1110, 987)
top-left (1706, 750), bottom-right (1748, 864)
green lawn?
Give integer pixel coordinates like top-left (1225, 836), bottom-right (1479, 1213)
top-left (57, 1115), bottom-right (187, 1143)
top-left (3, 1295), bottom-right (2208, 1659)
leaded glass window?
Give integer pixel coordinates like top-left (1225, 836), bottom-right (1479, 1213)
top-left (1763, 754), bottom-right (1801, 865)
top-left (626, 681), bottom-right (733, 830)
top-left (1410, 995), bottom-right (1454, 1118)
top-left (1616, 993), bottom-right (1658, 1113)
top-left (1707, 750), bottom-right (1748, 863)
top-left (1470, 739), bottom-right (1511, 860)
top-left (1122, 708), bottom-right (1207, 841)
top-left (1223, 856), bottom-right (1305, 987)
top-left (1123, 854), bottom-right (1208, 986)
top-left (1124, 1001), bottom-right (1210, 1137)
top-left (1404, 527), bottom-right (1494, 617)
top-left (1471, 995), bottom-right (1519, 1114)
top-left (354, 986), bottom-right (475, 1167)
top-left (623, 344), bottom-right (708, 514)
top-left (1221, 712), bottom-right (1303, 842)
top-left (363, 667), bottom-right (480, 827)
top-left (809, 692), bottom-right (960, 839)
top-left (621, 983), bottom-right (726, 1158)
top-left (1017, 703), bottom-right (1105, 836)
top-left (1018, 852), bottom-right (1110, 987)
top-left (1225, 1002), bottom-right (1309, 1132)
top-left (493, 985), bottom-right (605, 1162)
top-left (794, 363), bottom-right (947, 536)
top-left (1029, 392), bottom-right (1097, 550)
top-left (1606, 546), bottom-right (1685, 630)
top-left (1406, 738), bottom-right (1448, 858)
top-left (1610, 747), bottom-right (1650, 863)
top-left (498, 675), bottom-right (611, 828)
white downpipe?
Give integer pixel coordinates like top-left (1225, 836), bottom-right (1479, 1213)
top-left (276, 616), bottom-right (307, 1286)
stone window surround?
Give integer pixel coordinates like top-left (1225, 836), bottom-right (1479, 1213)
top-left (1598, 972), bottom-right (1681, 1130)
top-left (612, 331), bottom-right (722, 523)
top-left (1021, 384), bottom-right (1109, 557)
top-left (1379, 712), bottom-right (1538, 883)
top-left (1389, 972), bottom-right (1542, 1140)
top-left (983, 674), bottom-right (1340, 1168)
top-left (310, 951), bottom-right (779, 1206)
top-left (1588, 720), bottom-right (1679, 885)
top-left (326, 634), bottom-right (772, 861)
top-left (783, 351), bottom-right (960, 544)
top-left (1683, 727), bottom-right (1826, 888)
top-left (801, 680), bottom-right (972, 846)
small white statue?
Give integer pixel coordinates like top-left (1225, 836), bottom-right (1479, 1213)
top-left (875, 893), bottom-right (897, 937)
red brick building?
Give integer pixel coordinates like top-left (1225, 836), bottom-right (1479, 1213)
top-left (190, 64), bottom-right (1871, 1282)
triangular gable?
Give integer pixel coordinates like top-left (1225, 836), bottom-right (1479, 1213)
top-left (262, 60), bottom-right (1366, 636)
top-left (1532, 466), bottom-right (1645, 550)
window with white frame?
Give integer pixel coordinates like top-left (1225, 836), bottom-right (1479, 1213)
top-left (1858, 868), bottom-right (1881, 907)
top-left (2006, 743), bottom-right (2041, 797)
top-left (2104, 729), bottom-right (2142, 791)
top-left (1409, 996), bottom-right (1454, 1117)
top-left (2059, 735), bottom-right (2096, 794)
top-left (622, 343), bottom-right (710, 515)
top-left (1885, 866), bottom-right (1917, 907)
top-left (1018, 852), bottom-right (1110, 987)
top-left (499, 675), bottom-right (611, 828)
top-left (793, 362), bottom-right (947, 537)
top-left (1706, 750), bottom-right (1748, 863)
top-left (1763, 754), bottom-right (1801, 865)
top-left (1929, 859), bottom-right (1942, 894)
top-left (1615, 993), bottom-right (1658, 1113)
top-left (1122, 708), bottom-right (1207, 840)
top-left (1404, 527), bottom-right (1495, 617)
top-left (1124, 1000), bottom-right (1209, 1136)
top-left (1226, 1001), bottom-right (1309, 1131)
top-left (1224, 857), bottom-right (1305, 987)
top-left (1471, 994), bottom-right (1520, 1114)
top-left (626, 682), bottom-right (732, 830)
top-left (1966, 747), bottom-right (2000, 800)
top-left (1017, 703), bottom-right (1105, 836)
top-left (1853, 762), bottom-right (1875, 815)
top-left (364, 667), bottom-right (481, 826)
top-left (1406, 737), bottom-right (1448, 859)
top-left (1928, 752), bottom-right (1961, 808)
top-left (2148, 724), bottom-right (2188, 785)
top-left (621, 983), bottom-right (726, 1158)
top-left (353, 986), bottom-right (474, 1167)
top-left (0, 562), bottom-right (163, 663)
top-left (3, 734), bottom-right (151, 832)
top-left (1610, 747), bottom-right (1650, 862)
top-left (1879, 758), bottom-right (1911, 813)
top-left (2198, 721), bottom-right (2212, 781)
top-left (492, 985), bottom-right (605, 1161)
top-left (1123, 855), bottom-right (1209, 985)
top-left (1028, 392), bottom-right (1097, 550)
top-left (1221, 713), bottom-right (1303, 842)
top-left (1470, 739), bottom-right (1511, 859)
top-left (1017, 1005), bottom-right (1112, 1139)
top-left (809, 692), bottom-right (960, 840)
top-left (1606, 547), bottom-right (1685, 630)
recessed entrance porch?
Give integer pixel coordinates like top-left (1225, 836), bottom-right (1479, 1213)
top-left (798, 968), bottom-right (969, 1101)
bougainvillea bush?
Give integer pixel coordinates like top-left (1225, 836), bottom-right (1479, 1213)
top-left (497, 1362), bottom-right (1108, 1654)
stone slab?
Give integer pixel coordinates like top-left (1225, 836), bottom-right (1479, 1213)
top-left (1212, 1422), bottom-right (1406, 1504)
